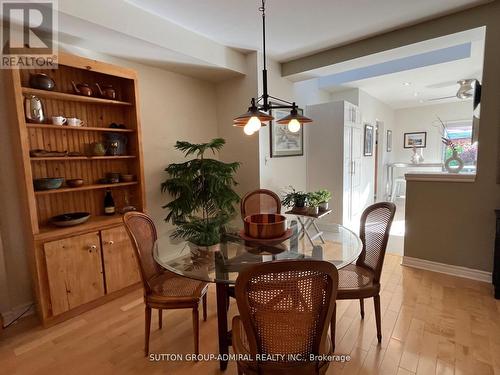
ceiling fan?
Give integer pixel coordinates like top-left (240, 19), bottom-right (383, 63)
top-left (425, 79), bottom-right (479, 102)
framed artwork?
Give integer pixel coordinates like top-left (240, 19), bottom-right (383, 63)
top-left (363, 124), bottom-right (374, 156)
top-left (404, 132), bottom-right (427, 148)
top-left (386, 130), bottom-right (392, 152)
top-left (269, 103), bottom-right (304, 157)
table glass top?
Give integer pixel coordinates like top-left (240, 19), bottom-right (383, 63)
top-left (154, 221), bottom-right (362, 284)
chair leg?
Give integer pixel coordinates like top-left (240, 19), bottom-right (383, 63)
top-left (202, 293), bottom-right (207, 322)
top-left (374, 295), bottom-right (382, 343)
top-left (145, 306), bottom-right (152, 357)
top-left (360, 299), bottom-right (365, 319)
top-left (330, 302), bottom-right (336, 353)
top-left (158, 309), bottom-right (163, 329)
top-left (192, 306), bottom-right (200, 356)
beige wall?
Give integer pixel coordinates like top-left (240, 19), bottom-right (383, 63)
top-left (0, 46), bottom-right (220, 314)
top-left (215, 52), bottom-right (260, 197)
top-left (393, 101), bottom-right (473, 164)
top-left (282, 2), bottom-right (500, 272)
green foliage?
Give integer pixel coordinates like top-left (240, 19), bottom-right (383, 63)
top-left (161, 138), bottom-right (240, 246)
top-left (314, 189), bottom-right (332, 203)
top-left (307, 192), bottom-right (322, 208)
top-left (281, 186), bottom-right (309, 208)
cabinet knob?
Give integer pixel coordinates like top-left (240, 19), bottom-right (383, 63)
top-left (108, 240), bottom-right (114, 245)
top-left (88, 245), bottom-right (97, 252)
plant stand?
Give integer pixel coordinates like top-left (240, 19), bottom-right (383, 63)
top-left (286, 209), bottom-right (332, 247)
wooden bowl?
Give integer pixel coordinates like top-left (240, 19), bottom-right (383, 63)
top-left (120, 174), bottom-right (135, 182)
top-left (66, 178), bottom-right (84, 188)
top-left (243, 214), bottom-right (287, 239)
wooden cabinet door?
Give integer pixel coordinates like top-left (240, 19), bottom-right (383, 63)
top-left (101, 226), bottom-right (141, 293)
top-left (44, 232), bottom-right (105, 316)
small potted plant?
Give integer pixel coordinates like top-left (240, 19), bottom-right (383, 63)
top-left (315, 189), bottom-right (332, 211)
top-left (161, 138), bottom-right (240, 251)
top-left (307, 192), bottom-right (321, 215)
top-left (281, 186), bottom-right (309, 213)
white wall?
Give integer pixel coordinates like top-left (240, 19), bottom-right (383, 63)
top-left (259, 57), bottom-right (307, 195)
top-left (393, 101), bottom-right (473, 164)
top-left (357, 89), bottom-right (396, 201)
top-left (0, 46), bottom-right (221, 315)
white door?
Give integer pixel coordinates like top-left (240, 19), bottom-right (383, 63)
top-left (343, 125), bottom-right (364, 228)
top-left (350, 126), bottom-right (363, 220)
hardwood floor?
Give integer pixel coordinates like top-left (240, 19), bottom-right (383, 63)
top-left (1, 253), bottom-right (499, 375)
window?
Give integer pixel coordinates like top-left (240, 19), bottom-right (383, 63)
top-left (442, 120), bottom-right (477, 173)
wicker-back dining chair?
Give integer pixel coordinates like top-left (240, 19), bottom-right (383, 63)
top-left (331, 202), bottom-right (396, 348)
top-left (123, 212), bottom-right (208, 356)
top-left (232, 260), bottom-right (339, 375)
top-left (240, 189), bottom-right (281, 219)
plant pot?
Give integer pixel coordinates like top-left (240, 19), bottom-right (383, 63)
top-left (319, 202), bottom-right (329, 211)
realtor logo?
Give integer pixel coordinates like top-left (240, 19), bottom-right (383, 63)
top-left (1, 0), bottom-right (58, 68)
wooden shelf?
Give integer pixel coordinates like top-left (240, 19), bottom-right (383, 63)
top-left (22, 87), bottom-right (133, 106)
top-left (31, 155), bottom-right (136, 161)
top-left (36, 215), bottom-right (125, 241)
top-left (26, 123), bottom-right (135, 133)
top-left (35, 182), bottom-right (138, 195)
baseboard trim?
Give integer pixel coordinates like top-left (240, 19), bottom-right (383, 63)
top-left (401, 256), bottom-right (492, 283)
top-left (1, 302), bottom-right (35, 327)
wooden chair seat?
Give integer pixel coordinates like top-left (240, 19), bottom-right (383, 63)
top-left (123, 212), bottom-right (208, 356)
top-left (233, 316), bottom-right (332, 375)
top-left (147, 272), bottom-right (208, 306)
top-left (232, 260), bottom-right (338, 375)
top-left (330, 202), bottom-right (396, 350)
top-left (337, 264), bottom-right (379, 299)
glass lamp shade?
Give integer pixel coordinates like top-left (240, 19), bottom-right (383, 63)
top-left (276, 108), bottom-right (312, 125)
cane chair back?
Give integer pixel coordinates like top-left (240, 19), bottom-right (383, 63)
top-left (356, 202), bottom-right (396, 282)
top-left (235, 260), bottom-right (338, 359)
top-left (123, 212), bottom-right (162, 293)
top-left (240, 189), bottom-right (281, 219)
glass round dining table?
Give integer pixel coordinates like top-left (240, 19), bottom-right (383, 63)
top-left (154, 220), bottom-right (362, 370)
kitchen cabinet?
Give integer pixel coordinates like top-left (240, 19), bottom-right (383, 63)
top-left (44, 232), bottom-right (105, 316)
top-left (101, 226), bottom-right (141, 293)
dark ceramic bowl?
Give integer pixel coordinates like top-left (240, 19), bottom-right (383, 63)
top-left (50, 212), bottom-right (91, 227)
top-left (66, 178), bottom-right (84, 188)
top-left (33, 177), bottom-right (64, 191)
top-left (243, 214), bottom-right (287, 239)
top-left (29, 73), bottom-right (55, 91)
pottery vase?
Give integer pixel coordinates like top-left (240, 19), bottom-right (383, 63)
top-left (445, 150), bottom-right (464, 173)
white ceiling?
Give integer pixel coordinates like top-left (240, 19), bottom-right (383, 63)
top-left (127, 0), bottom-right (489, 61)
top-left (321, 29), bottom-right (485, 109)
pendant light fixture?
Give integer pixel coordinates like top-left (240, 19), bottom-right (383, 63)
top-left (233, 0), bottom-right (312, 135)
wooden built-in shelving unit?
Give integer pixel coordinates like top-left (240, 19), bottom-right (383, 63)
top-left (22, 87), bottom-right (133, 105)
top-left (9, 52), bottom-right (145, 325)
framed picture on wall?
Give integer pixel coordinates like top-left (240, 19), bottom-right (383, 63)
top-left (386, 130), bottom-right (392, 152)
top-left (363, 124), bottom-right (374, 156)
top-left (403, 132), bottom-right (427, 148)
top-left (269, 103), bottom-right (304, 157)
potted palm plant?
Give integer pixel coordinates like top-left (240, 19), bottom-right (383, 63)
top-left (161, 138), bottom-right (240, 251)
